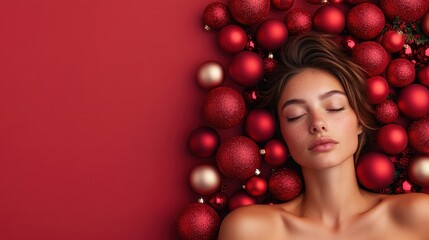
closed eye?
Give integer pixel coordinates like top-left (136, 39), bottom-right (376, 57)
top-left (327, 107), bottom-right (345, 112)
top-left (287, 114), bottom-right (306, 122)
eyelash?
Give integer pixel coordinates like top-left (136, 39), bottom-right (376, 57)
top-left (286, 107), bottom-right (345, 122)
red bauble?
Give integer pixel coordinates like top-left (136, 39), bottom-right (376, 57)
top-left (328, 0), bottom-right (343, 4)
top-left (229, 0), bottom-right (270, 25)
top-left (243, 87), bottom-right (260, 107)
top-left (263, 139), bottom-right (288, 166)
top-left (376, 124), bottom-right (408, 155)
top-left (218, 25), bottom-right (247, 54)
top-left (380, 0), bottom-right (429, 23)
top-left (271, 0), bottom-right (294, 11)
top-left (356, 152), bottom-right (395, 191)
top-left (381, 31), bottom-right (405, 53)
top-left (229, 51), bottom-right (264, 86)
top-left (244, 109), bottom-right (276, 143)
top-left (203, 2), bottom-right (230, 31)
top-left (256, 19), bottom-right (288, 51)
top-left (397, 84), bottom-right (429, 119)
top-left (269, 168), bottom-right (303, 201)
top-left (408, 116), bottom-right (429, 154)
top-left (306, 0), bottom-right (326, 4)
top-left (196, 61), bottom-right (225, 90)
top-left (263, 56), bottom-right (278, 74)
top-left (216, 136), bottom-right (261, 180)
top-left (203, 87), bottom-right (246, 129)
top-left (187, 126), bottom-right (220, 158)
top-left (229, 191), bottom-right (256, 211)
top-left (386, 58), bottom-right (415, 88)
top-left (284, 8), bottom-right (312, 35)
top-left (366, 76), bottom-right (389, 104)
top-left (313, 5), bottom-right (346, 35)
top-left (422, 12), bottom-right (429, 37)
top-left (208, 191), bottom-right (229, 211)
top-left (342, 35), bottom-right (358, 51)
top-left (375, 100), bottom-right (399, 124)
top-left (177, 203), bottom-right (220, 240)
top-left (408, 155), bottom-right (429, 187)
top-left (346, 0), bottom-right (376, 3)
top-left (245, 176), bottom-right (268, 197)
top-left (418, 65), bottom-right (429, 87)
top-left (352, 41), bottom-right (389, 76)
top-left (347, 3), bottom-right (385, 40)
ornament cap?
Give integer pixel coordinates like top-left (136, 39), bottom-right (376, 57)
top-left (198, 197), bottom-right (205, 203)
top-left (260, 149), bottom-right (266, 155)
top-left (204, 25), bottom-right (211, 31)
top-left (255, 169), bottom-right (261, 175)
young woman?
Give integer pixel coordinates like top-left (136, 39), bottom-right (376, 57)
top-left (218, 33), bottom-right (429, 240)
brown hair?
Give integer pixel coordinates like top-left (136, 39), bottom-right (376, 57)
top-left (258, 32), bottom-right (375, 161)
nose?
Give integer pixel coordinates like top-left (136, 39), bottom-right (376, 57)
top-left (308, 112), bottom-right (328, 134)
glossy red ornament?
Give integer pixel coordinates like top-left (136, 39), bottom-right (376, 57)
top-left (352, 41), bottom-right (389, 76)
top-left (397, 84), bottom-right (429, 119)
top-left (203, 87), bottom-right (246, 129)
top-left (271, 0), bottom-right (294, 11)
top-left (229, 191), bottom-right (256, 211)
top-left (245, 176), bottom-right (268, 197)
top-left (263, 139), bottom-right (288, 166)
top-left (408, 155), bottom-right (429, 187)
top-left (177, 203), bottom-right (220, 240)
top-left (356, 152), bottom-right (395, 191)
top-left (216, 136), bottom-right (261, 180)
top-left (187, 126), bottom-right (220, 158)
top-left (422, 12), bottom-right (429, 37)
top-left (244, 109), bottom-right (276, 143)
top-left (284, 8), bottom-right (312, 35)
top-left (418, 65), bottom-right (429, 87)
top-left (342, 35), bottom-right (358, 51)
top-left (347, 3), bottom-right (385, 40)
top-left (313, 5), bottom-right (345, 35)
top-left (190, 165), bottom-right (221, 196)
top-left (381, 31), bottom-right (405, 53)
top-left (196, 61), bottom-right (225, 90)
top-left (328, 0), bottom-right (343, 4)
top-left (263, 55), bottom-right (278, 74)
top-left (208, 191), bottom-right (228, 211)
top-left (376, 124), bottom-right (408, 155)
top-left (229, 51), bottom-right (264, 86)
top-left (380, 0), bottom-right (429, 23)
top-left (375, 100), bottom-right (399, 124)
top-left (366, 76), bottom-right (389, 104)
top-left (203, 2), bottom-right (230, 31)
top-left (269, 168), bottom-right (303, 201)
top-left (386, 58), bottom-right (415, 88)
top-left (218, 25), bottom-right (247, 54)
top-left (408, 116), bottom-right (429, 154)
top-left (243, 87), bottom-right (260, 107)
top-left (256, 19), bottom-right (288, 51)
top-left (229, 0), bottom-right (270, 25)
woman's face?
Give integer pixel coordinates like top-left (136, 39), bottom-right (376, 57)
top-left (277, 68), bottom-right (362, 170)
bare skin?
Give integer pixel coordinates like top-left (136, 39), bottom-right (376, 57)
top-left (218, 69), bottom-right (429, 240)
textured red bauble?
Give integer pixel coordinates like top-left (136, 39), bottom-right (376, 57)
top-left (203, 2), bottom-right (230, 31)
top-left (229, 191), bottom-right (256, 211)
top-left (386, 58), bottom-right (415, 88)
top-left (271, 0), bottom-right (294, 11)
top-left (397, 84), bottom-right (429, 119)
top-left (208, 191), bottom-right (229, 211)
top-left (216, 136), bottom-right (261, 180)
top-left (380, 0), bottom-right (429, 23)
top-left (269, 168), bottom-right (303, 201)
top-left (244, 108), bottom-right (276, 143)
top-left (408, 116), bottom-right (429, 154)
top-left (203, 87), bottom-right (246, 129)
top-left (245, 176), bottom-right (268, 197)
top-left (328, 0), bottom-right (343, 4)
top-left (352, 41), bottom-right (389, 76)
top-left (313, 5), bottom-right (345, 35)
top-left (376, 124), bottom-right (408, 155)
top-left (356, 152), bottom-right (395, 191)
top-left (346, 0), bottom-right (376, 4)
top-left (284, 8), bottom-right (312, 35)
top-left (381, 31), bottom-right (405, 53)
top-left (218, 25), bottom-right (247, 54)
top-left (229, 51), bottom-right (264, 86)
top-left (187, 126), bottom-right (220, 158)
top-left (177, 203), bottom-right (220, 240)
top-left (347, 3), bottom-right (385, 40)
top-left (228, 0), bottom-right (270, 25)
top-left (263, 139), bottom-right (288, 166)
top-left (256, 19), bottom-right (288, 51)
top-left (196, 61), bottom-right (225, 90)
top-left (264, 56), bottom-right (278, 74)
top-left (375, 100), bottom-right (399, 124)
top-left (418, 65), bottom-right (429, 87)
top-left (408, 155), bottom-right (429, 187)
top-left (422, 12), bottom-right (429, 37)
top-left (190, 165), bottom-right (221, 196)
top-left (366, 76), bottom-right (389, 104)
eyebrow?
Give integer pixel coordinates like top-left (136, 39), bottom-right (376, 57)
top-left (280, 90), bottom-right (346, 111)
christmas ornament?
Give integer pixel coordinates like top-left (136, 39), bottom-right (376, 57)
top-left (203, 2), bottom-right (230, 31)
top-left (346, 0), bottom-right (376, 4)
top-left (347, 3), bottom-right (385, 41)
top-left (218, 25), bottom-right (247, 54)
top-left (397, 84), bottom-right (429, 119)
top-left (381, 30), bottom-right (405, 53)
top-left (196, 61), bottom-right (225, 90)
top-left (386, 58), bottom-right (416, 88)
top-left (229, 51), bottom-right (264, 86)
top-left (313, 5), bottom-right (345, 35)
top-left (408, 155), bottom-right (429, 187)
top-left (418, 65), bottom-right (429, 87)
top-left (243, 87), bottom-right (260, 107)
top-left (262, 139), bottom-right (288, 166)
top-left (269, 168), bottom-right (303, 201)
top-left (408, 116), bottom-right (429, 154)
top-left (244, 108), bottom-right (276, 143)
top-left (177, 203), bottom-right (220, 240)
top-left (342, 35), bottom-right (358, 51)
top-left (306, 0), bottom-right (327, 4)
top-left (256, 19), bottom-right (288, 51)
top-left (203, 87), bottom-right (246, 129)
top-left (328, 0), bottom-right (343, 4)
top-left (366, 76), bottom-right (389, 104)
top-left (375, 100), bottom-right (399, 124)
top-left (187, 126), bottom-right (220, 158)
top-left (216, 136), bottom-right (261, 180)
top-left (229, 191), bottom-right (256, 211)
top-left (422, 12), bottom-right (429, 37)
top-left (352, 41), bottom-right (389, 76)
top-left (283, 8), bottom-right (312, 35)
top-left (271, 0), bottom-right (294, 11)
top-left (208, 191), bottom-right (229, 211)
top-left (356, 152), bottom-right (395, 191)
top-left (244, 176), bottom-right (268, 197)
top-left (380, 0), bottom-right (429, 23)
top-left (263, 54), bottom-right (278, 74)
top-left (229, 0), bottom-right (270, 25)
top-left (376, 124), bottom-right (408, 155)
top-left (190, 165), bottom-right (221, 196)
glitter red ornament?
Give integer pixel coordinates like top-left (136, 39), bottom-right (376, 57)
top-left (418, 65), bottom-right (429, 87)
top-left (408, 116), bottom-right (429, 155)
top-left (376, 124), bottom-right (408, 155)
top-left (381, 31), bottom-right (405, 53)
top-left (269, 168), bottom-right (303, 201)
top-left (271, 0), bottom-right (294, 11)
top-left (386, 58), bottom-right (415, 88)
top-left (375, 100), bottom-right (399, 124)
top-left (366, 76), bottom-right (389, 104)
top-left (422, 12), bottom-right (429, 37)
top-left (313, 5), bottom-right (346, 35)
top-left (203, 2), bottom-right (230, 31)
top-left (217, 25), bottom-right (247, 54)
top-left (196, 61), bottom-right (225, 90)
top-left (229, 191), bottom-right (256, 211)
top-left (283, 8), bottom-right (312, 35)
top-left (229, 51), bottom-right (264, 86)
top-left (187, 126), bottom-right (220, 158)
top-left (262, 139), bottom-right (288, 166)
top-left (177, 203), bottom-right (220, 240)
top-left (346, 0), bottom-right (376, 4)
top-left (397, 84), bottom-right (429, 119)
top-left (228, 0), bottom-right (270, 25)
top-left (244, 109), bottom-right (276, 143)
top-left (380, 0), bottom-right (429, 23)
top-left (356, 152), bottom-right (395, 191)
top-left (263, 54), bottom-right (278, 74)
top-left (347, 3), bottom-right (385, 40)
top-left (352, 41), bottom-right (389, 76)
top-left (408, 155), bottom-right (429, 187)
top-left (245, 176), bottom-right (268, 197)
top-left (256, 19), bottom-right (288, 51)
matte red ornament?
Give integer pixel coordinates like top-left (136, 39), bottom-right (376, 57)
top-left (408, 116), bottom-right (429, 154)
top-left (218, 25), bottom-right (247, 54)
top-left (422, 12), bottom-right (429, 37)
top-left (356, 152), bottom-right (395, 191)
top-left (347, 3), bottom-right (385, 40)
top-left (263, 56), bottom-right (278, 74)
top-left (229, 51), bottom-right (264, 86)
top-left (263, 139), bottom-right (288, 166)
top-left (229, 191), bottom-right (256, 211)
top-left (313, 5), bottom-right (345, 35)
top-left (381, 31), bottom-right (405, 53)
top-left (216, 136), bottom-right (261, 180)
top-left (386, 58), bottom-right (415, 88)
top-left (418, 65), bottom-right (429, 87)
top-left (397, 84), bottom-right (429, 119)
top-left (203, 87), bottom-right (246, 129)
top-left (284, 8), bottom-right (312, 35)
top-left (229, 0), bottom-right (270, 25)
top-left (187, 126), bottom-right (220, 158)
top-left (376, 124), bottom-right (408, 155)
top-left (196, 61), bottom-right (225, 90)
top-left (408, 155), bottom-right (429, 187)
top-left (269, 168), bottom-right (303, 201)
top-left (366, 76), bottom-right (389, 104)
top-left (244, 109), bottom-right (276, 143)
top-left (177, 203), bottom-right (220, 240)
top-left (352, 41), bottom-right (389, 76)
top-left (208, 191), bottom-right (229, 211)
top-left (245, 176), bottom-right (268, 197)
top-left (375, 100), bottom-right (399, 124)
top-left (271, 0), bottom-right (294, 11)
top-left (203, 2), bottom-right (230, 31)
top-left (380, 0), bottom-right (429, 23)
top-left (256, 19), bottom-right (288, 51)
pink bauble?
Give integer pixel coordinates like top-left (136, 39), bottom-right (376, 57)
top-left (203, 87), bottom-right (246, 129)
top-left (422, 12), bottom-right (429, 37)
top-left (376, 124), bottom-right (408, 155)
top-left (271, 0), bottom-right (294, 11)
top-left (313, 5), bottom-right (346, 35)
top-left (190, 165), bottom-right (221, 196)
top-left (196, 61), bottom-right (225, 90)
top-left (380, 0), bottom-right (429, 23)
top-left (263, 139), bottom-right (288, 166)
top-left (244, 109), bottom-right (276, 143)
top-left (347, 3), bottom-right (385, 40)
top-left (386, 58), bottom-right (415, 88)
top-left (352, 41), bottom-right (389, 76)
top-left (269, 168), bottom-right (303, 201)
top-left (229, 51), bottom-right (264, 86)
top-left (229, 0), bottom-right (270, 25)
top-left (256, 19), bottom-right (288, 51)
top-left (245, 176), bottom-right (268, 197)
top-left (408, 116), bottom-right (429, 154)
top-left (284, 8), bottom-right (312, 35)
top-left (356, 152), bottom-right (395, 191)
top-left (187, 126), bottom-right (220, 158)
top-left (203, 2), bottom-right (230, 30)
top-left (408, 155), bottom-right (429, 187)
top-left (375, 100), bottom-right (399, 124)
top-left (177, 203), bottom-right (220, 240)
top-left (216, 136), bottom-right (261, 180)
top-left (366, 76), bottom-right (389, 104)
top-left (397, 84), bottom-right (429, 119)
top-left (418, 65), bottom-right (429, 87)
top-left (229, 191), bottom-right (256, 211)
top-left (382, 31), bottom-right (405, 53)
top-left (218, 25), bottom-right (247, 54)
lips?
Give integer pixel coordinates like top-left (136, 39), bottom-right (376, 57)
top-left (308, 137), bottom-right (338, 151)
